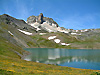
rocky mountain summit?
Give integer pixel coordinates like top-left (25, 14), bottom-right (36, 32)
top-left (27, 13), bottom-right (58, 26)
top-left (27, 13), bottom-right (95, 34)
top-left (27, 13), bottom-right (63, 32)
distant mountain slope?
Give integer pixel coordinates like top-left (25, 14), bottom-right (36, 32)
top-left (27, 13), bottom-right (69, 33)
top-left (0, 13), bottom-right (100, 75)
top-left (0, 13), bottom-right (100, 49)
top-left (0, 14), bottom-right (75, 49)
top-left (0, 14), bottom-right (38, 48)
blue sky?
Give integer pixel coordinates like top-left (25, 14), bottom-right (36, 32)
top-left (0, 0), bottom-right (100, 30)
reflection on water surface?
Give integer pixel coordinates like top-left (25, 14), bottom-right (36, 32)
top-left (24, 48), bottom-right (100, 70)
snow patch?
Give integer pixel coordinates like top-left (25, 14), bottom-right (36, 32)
top-left (36, 60), bottom-right (39, 63)
top-left (29, 22), bottom-right (70, 33)
top-left (71, 33), bottom-right (77, 35)
top-left (8, 31), bottom-right (13, 36)
top-left (36, 28), bottom-right (41, 31)
top-left (54, 39), bottom-right (61, 43)
top-left (61, 43), bottom-right (66, 45)
top-left (29, 23), bottom-right (41, 31)
top-left (24, 58), bottom-right (31, 61)
top-left (39, 33), bottom-right (47, 35)
top-left (61, 43), bottom-right (70, 46)
top-left (48, 36), bottom-right (56, 40)
top-left (18, 29), bottom-right (33, 35)
top-left (41, 22), bottom-right (58, 32)
top-left (25, 21), bottom-right (27, 23)
top-left (59, 30), bottom-right (69, 33)
top-left (66, 44), bottom-right (70, 46)
top-left (57, 27), bottom-right (69, 34)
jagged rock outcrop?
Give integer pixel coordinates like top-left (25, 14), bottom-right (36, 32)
top-left (27, 13), bottom-right (63, 33)
top-left (38, 13), bottom-right (43, 24)
top-left (27, 13), bottom-right (93, 34)
top-left (43, 17), bottom-right (59, 27)
top-left (27, 13), bottom-right (59, 27)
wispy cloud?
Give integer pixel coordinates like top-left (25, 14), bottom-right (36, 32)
top-left (54, 13), bottom-right (98, 29)
top-left (1, 0), bottom-right (99, 29)
top-left (14, 0), bottom-right (30, 20)
top-left (30, 8), bottom-right (33, 11)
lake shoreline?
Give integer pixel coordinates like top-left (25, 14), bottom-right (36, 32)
top-left (12, 49), bottom-right (30, 60)
top-left (23, 48), bottom-right (100, 70)
top-left (24, 47), bottom-right (100, 50)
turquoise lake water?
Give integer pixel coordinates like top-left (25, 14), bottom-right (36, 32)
top-left (24, 48), bottom-right (100, 70)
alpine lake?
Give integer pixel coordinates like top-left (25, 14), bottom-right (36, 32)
top-left (24, 48), bottom-right (100, 70)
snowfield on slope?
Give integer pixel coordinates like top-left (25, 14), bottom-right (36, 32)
top-left (54, 39), bottom-right (61, 43)
top-left (48, 36), bottom-right (57, 40)
top-left (8, 31), bottom-right (14, 36)
top-left (18, 29), bottom-right (33, 35)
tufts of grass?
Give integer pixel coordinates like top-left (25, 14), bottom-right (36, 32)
top-left (91, 72), bottom-right (100, 75)
top-left (0, 36), bottom-right (27, 58)
top-left (0, 69), bottom-right (16, 75)
top-left (0, 22), bottom-right (8, 30)
top-left (0, 34), bottom-right (99, 75)
top-left (27, 41), bottom-right (38, 47)
top-left (0, 24), bottom-right (99, 74)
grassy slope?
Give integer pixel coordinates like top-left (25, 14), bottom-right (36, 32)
top-left (0, 22), bottom-right (100, 74)
top-left (71, 33), bottom-right (100, 49)
top-left (30, 32), bottom-right (78, 49)
top-left (30, 32), bottom-right (100, 49)
top-left (1, 20), bottom-right (100, 49)
top-left (0, 35), bottom-right (100, 75)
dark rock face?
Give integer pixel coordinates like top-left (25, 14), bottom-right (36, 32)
top-left (27, 13), bottom-right (59, 27)
top-left (0, 14), bottom-right (35, 32)
top-left (0, 14), bottom-right (38, 48)
top-left (38, 13), bottom-right (43, 24)
top-left (27, 13), bottom-right (44, 24)
top-left (43, 17), bottom-right (59, 27)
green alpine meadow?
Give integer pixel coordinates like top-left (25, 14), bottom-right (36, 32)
top-left (0, 0), bottom-right (100, 74)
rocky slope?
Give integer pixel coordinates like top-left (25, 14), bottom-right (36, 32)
top-left (0, 14), bottom-right (72, 48)
top-left (0, 13), bottom-right (100, 49)
top-left (0, 14), bottom-right (38, 48)
top-left (27, 13), bottom-right (59, 27)
top-left (1, 13), bottom-right (100, 75)
top-left (27, 13), bottom-right (69, 33)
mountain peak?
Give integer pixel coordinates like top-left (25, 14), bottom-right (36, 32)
top-left (38, 13), bottom-right (44, 24)
top-left (2, 14), bottom-right (11, 18)
top-left (3, 14), bottom-right (9, 16)
top-left (27, 13), bottom-right (59, 26)
top-left (39, 13), bottom-right (43, 16)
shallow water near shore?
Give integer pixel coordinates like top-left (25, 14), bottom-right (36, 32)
top-left (24, 48), bottom-right (100, 70)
